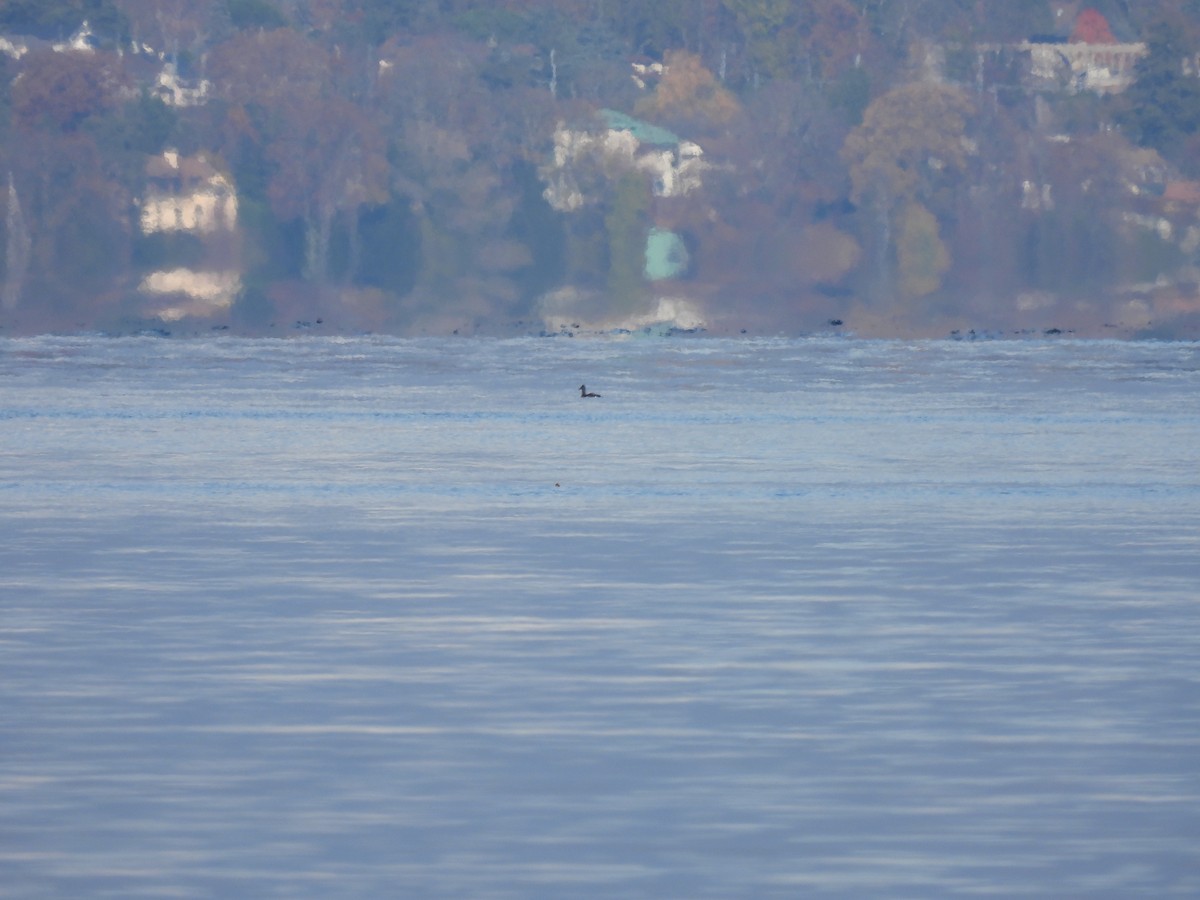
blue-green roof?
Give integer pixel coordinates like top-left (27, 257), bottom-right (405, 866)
top-left (598, 109), bottom-right (680, 147)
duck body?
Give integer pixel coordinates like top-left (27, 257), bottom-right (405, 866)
top-left (579, 385), bottom-right (601, 398)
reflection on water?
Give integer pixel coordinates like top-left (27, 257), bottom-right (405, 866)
top-left (1, 336), bottom-right (1199, 897)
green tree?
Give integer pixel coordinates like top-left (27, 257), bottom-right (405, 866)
top-left (895, 201), bottom-right (949, 298)
top-left (592, 0), bottom-right (693, 57)
top-left (971, 0), bottom-right (1053, 42)
top-left (1115, 17), bottom-right (1200, 172)
top-left (224, 0), bottom-right (287, 30)
top-left (605, 170), bottom-right (649, 313)
top-left (721, 0), bottom-right (797, 82)
top-left (0, 0), bottom-right (126, 40)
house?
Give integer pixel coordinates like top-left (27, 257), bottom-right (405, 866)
top-left (538, 109), bottom-right (707, 333)
top-left (0, 20), bottom-right (97, 59)
top-left (1022, 38), bottom-right (1146, 93)
top-left (140, 151), bottom-right (237, 235)
top-left (137, 150), bottom-right (241, 321)
top-left (542, 109), bottom-right (708, 211)
top-left (150, 62), bottom-right (210, 108)
top-left (1020, 7), bottom-right (1146, 94)
top-left (121, 38), bottom-right (212, 108)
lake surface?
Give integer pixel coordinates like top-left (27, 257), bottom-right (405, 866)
top-left (2, 335), bottom-right (1198, 898)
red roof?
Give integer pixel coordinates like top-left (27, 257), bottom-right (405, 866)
top-left (1071, 9), bottom-right (1116, 44)
top-left (1164, 181), bottom-right (1200, 204)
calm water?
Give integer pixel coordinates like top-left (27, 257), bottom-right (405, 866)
top-left (1, 335), bottom-right (1198, 898)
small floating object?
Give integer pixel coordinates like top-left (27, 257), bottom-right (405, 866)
top-left (579, 385), bottom-right (601, 398)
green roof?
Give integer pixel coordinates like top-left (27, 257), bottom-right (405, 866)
top-left (598, 109), bottom-right (679, 147)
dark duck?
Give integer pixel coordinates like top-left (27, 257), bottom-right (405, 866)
top-left (579, 385), bottom-right (601, 398)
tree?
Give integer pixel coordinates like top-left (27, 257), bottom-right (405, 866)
top-left (1019, 132), bottom-right (1129, 297)
top-left (860, 0), bottom-right (974, 59)
top-left (209, 27), bottom-right (330, 113)
top-left (210, 28), bottom-right (390, 292)
top-left (841, 82), bottom-right (974, 301)
top-left (797, 0), bottom-right (866, 80)
top-left (843, 83), bottom-right (974, 209)
top-left (225, 0), bottom-right (287, 30)
top-left (633, 49), bottom-right (739, 132)
top-left (734, 77), bottom-right (850, 208)
top-left (895, 201), bottom-right (948, 298)
top-left (266, 95), bottom-right (389, 285)
top-left (0, 0), bottom-right (126, 41)
top-left (11, 49), bottom-right (122, 132)
top-left (1114, 16), bottom-right (1200, 172)
top-left (972, 0), bottom-right (1054, 43)
top-left (588, 0), bottom-right (693, 57)
top-left (113, 0), bottom-right (223, 70)
top-left (605, 170), bottom-right (649, 313)
top-left (378, 33), bottom-right (547, 326)
top-left (720, 0), bottom-right (797, 82)
top-left (2, 128), bottom-right (131, 324)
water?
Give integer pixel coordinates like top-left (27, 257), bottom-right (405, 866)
top-left (1, 335), bottom-right (1198, 898)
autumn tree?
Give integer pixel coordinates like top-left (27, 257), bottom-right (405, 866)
top-left (797, 0), bottom-right (866, 80)
top-left (685, 73), bottom-right (860, 327)
top-left (633, 49), bottom-right (739, 133)
top-left (267, 95), bottom-right (389, 286)
top-left (841, 82), bottom-right (974, 302)
top-left (2, 126), bottom-right (131, 325)
top-left (209, 26), bottom-right (390, 311)
top-left (11, 49), bottom-right (122, 132)
top-left (4, 49), bottom-right (133, 326)
top-left (377, 33), bottom-right (554, 327)
top-left (209, 27), bottom-right (330, 113)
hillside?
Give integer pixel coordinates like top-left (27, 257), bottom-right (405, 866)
top-left (1, 0), bottom-right (1199, 338)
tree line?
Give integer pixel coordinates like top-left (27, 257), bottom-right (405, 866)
top-left (1, 0), bottom-right (1199, 337)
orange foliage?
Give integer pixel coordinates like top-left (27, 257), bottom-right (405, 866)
top-left (634, 50), bottom-right (740, 130)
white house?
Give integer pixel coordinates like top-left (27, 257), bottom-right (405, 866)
top-left (139, 151), bottom-right (237, 235)
top-left (542, 109), bottom-right (708, 212)
top-left (137, 150), bottom-right (241, 321)
top-left (1022, 40), bottom-right (1146, 94)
